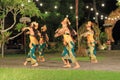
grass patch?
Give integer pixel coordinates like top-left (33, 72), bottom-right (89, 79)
top-left (0, 68), bottom-right (120, 80)
top-left (0, 54), bottom-right (26, 59)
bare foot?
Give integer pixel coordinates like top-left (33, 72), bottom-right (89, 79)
top-left (40, 58), bottom-right (45, 62)
top-left (73, 65), bottom-right (80, 69)
top-left (63, 65), bottom-right (71, 68)
top-left (23, 61), bottom-right (27, 66)
top-left (64, 63), bottom-right (67, 65)
top-left (91, 60), bottom-right (98, 63)
top-left (37, 58), bottom-right (40, 62)
top-left (32, 63), bottom-right (38, 67)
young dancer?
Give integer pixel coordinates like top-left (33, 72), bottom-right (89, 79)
top-left (37, 25), bottom-right (49, 62)
top-left (81, 21), bottom-right (98, 63)
top-left (22, 22), bottom-right (40, 66)
top-left (54, 17), bottom-right (80, 68)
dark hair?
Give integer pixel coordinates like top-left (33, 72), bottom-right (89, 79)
top-left (66, 22), bottom-right (77, 40)
top-left (32, 26), bottom-right (40, 40)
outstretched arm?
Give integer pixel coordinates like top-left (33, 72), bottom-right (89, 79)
top-left (22, 27), bottom-right (30, 32)
top-left (80, 32), bottom-right (89, 37)
top-left (46, 34), bottom-right (49, 42)
top-left (54, 28), bottom-right (65, 38)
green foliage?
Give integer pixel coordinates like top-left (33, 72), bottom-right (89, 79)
top-left (0, 0), bottom-right (42, 41)
top-left (15, 23), bottom-right (26, 32)
top-left (0, 31), bottom-right (12, 43)
top-left (3, 31), bottom-right (12, 38)
top-left (20, 1), bottom-right (41, 17)
top-left (0, 0), bottom-right (43, 57)
top-left (99, 32), bottom-right (108, 44)
top-left (116, 0), bottom-right (120, 7)
top-left (0, 0), bottom-right (41, 17)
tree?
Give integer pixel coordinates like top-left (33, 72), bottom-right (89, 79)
top-left (0, 0), bottom-right (42, 58)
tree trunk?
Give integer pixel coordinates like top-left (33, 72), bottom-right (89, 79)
top-left (1, 17), bottom-right (5, 58)
top-left (1, 43), bottom-right (5, 58)
top-left (76, 47), bottom-right (87, 57)
top-left (75, 0), bottom-right (79, 47)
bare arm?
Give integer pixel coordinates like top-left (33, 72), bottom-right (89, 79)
top-left (46, 34), bottom-right (49, 42)
top-left (37, 30), bottom-right (41, 37)
top-left (80, 32), bottom-right (89, 37)
top-left (54, 28), bottom-right (65, 37)
top-left (73, 29), bottom-right (77, 35)
top-left (26, 31), bottom-right (30, 34)
top-left (22, 27), bottom-right (30, 32)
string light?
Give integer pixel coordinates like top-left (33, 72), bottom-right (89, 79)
top-left (93, 17), bottom-right (95, 20)
top-left (117, 16), bottom-right (120, 18)
top-left (100, 15), bottom-right (104, 18)
top-left (69, 6), bottom-right (73, 10)
top-left (31, 0), bottom-right (108, 21)
top-left (100, 17), bottom-right (104, 20)
top-left (105, 16), bottom-right (108, 19)
top-left (84, 1), bottom-right (107, 21)
top-left (101, 3), bottom-right (105, 7)
top-left (111, 18), bottom-right (114, 20)
top-left (40, 3), bottom-right (43, 7)
top-left (28, 0), bottom-right (31, 3)
top-left (36, 0), bottom-right (39, 2)
top-left (54, 5), bottom-right (58, 9)
top-left (96, 12), bottom-right (99, 15)
top-left (45, 11), bottom-right (48, 14)
top-left (115, 17), bottom-right (117, 20)
top-left (76, 16), bottom-right (78, 19)
top-left (66, 15), bottom-right (69, 18)
top-left (90, 8), bottom-right (94, 11)
top-left (86, 5), bottom-right (89, 9)
top-left (21, 3), bottom-right (24, 7)
top-left (108, 18), bottom-right (111, 20)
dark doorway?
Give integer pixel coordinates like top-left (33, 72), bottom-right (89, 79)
top-left (112, 20), bottom-right (120, 50)
top-left (112, 20), bottom-right (120, 45)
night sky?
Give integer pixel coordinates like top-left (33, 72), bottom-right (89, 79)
top-left (83, 0), bottom-right (120, 43)
top-left (82, 0), bottom-right (118, 25)
top-left (83, 0), bottom-right (118, 18)
top-left (83, 0), bottom-right (117, 13)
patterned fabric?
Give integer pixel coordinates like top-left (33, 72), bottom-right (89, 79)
top-left (66, 41), bottom-right (77, 63)
top-left (54, 21), bottom-right (78, 64)
top-left (87, 42), bottom-right (97, 61)
top-left (38, 43), bottom-right (46, 57)
top-left (62, 46), bottom-right (69, 57)
top-left (61, 46), bottom-right (70, 60)
top-left (26, 44), bottom-right (37, 64)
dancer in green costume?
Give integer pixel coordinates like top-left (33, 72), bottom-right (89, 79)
top-left (22, 22), bottom-right (40, 66)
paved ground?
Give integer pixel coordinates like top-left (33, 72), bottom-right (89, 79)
top-left (0, 50), bottom-right (120, 71)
